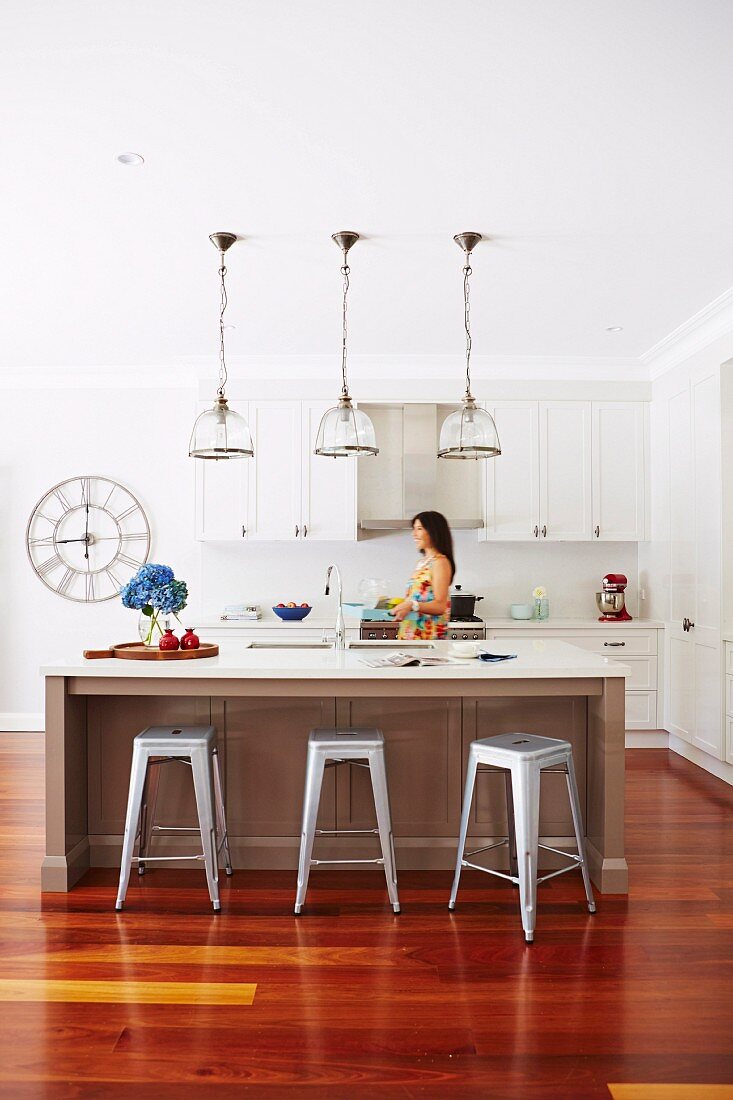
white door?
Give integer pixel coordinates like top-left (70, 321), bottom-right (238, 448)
top-left (246, 401), bottom-right (302, 541)
top-left (539, 402), bottom-right (592, 540)
top-left (667, 386), bottom-right (694, 742)
top-left (592, 402), bottom-right (646, 540)
top-left (481, 402), bottom-right (540, 541)
top-left (690, 373), bottom-right (722, 758)
top-left (193, 401), bottom-right (250, 541)
top-left (301, 401), bottom-right (357, 541)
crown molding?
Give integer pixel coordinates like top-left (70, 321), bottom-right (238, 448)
top-left (641, 286), bottom-right (733, 380)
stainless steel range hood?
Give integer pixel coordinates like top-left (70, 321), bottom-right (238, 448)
top-left (357, 404), bottom-right (484, 530)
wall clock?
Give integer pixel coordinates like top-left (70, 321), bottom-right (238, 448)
top-left (26, 476), bottom-right (151, 603)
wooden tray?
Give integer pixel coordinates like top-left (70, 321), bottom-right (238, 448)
top-left (83, 642), bottom-right (219, 661)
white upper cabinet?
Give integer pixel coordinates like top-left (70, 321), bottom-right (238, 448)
top-left (195, 399), bottom-right (357, 542)
top-left (591, 401), bottom-right (647, 541)
top-left (194, 401), bottom-right (250, 541)
top-left (301, 401), bottom-right (357, 541)
top-left (539, 402), bottom-right (593, 541)
top-left (481, 402), bottom-right (540, 541)
top-left (247, 401), bottom-right (303, 541)
top-left (482, 400), bottom-right (646, 542)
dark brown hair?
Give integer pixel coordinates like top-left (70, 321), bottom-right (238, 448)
top-left (412, 511), bottom-right (456, 581)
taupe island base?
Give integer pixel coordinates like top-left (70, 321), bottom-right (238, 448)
top-left (41, 640), bottom-right (629, 894)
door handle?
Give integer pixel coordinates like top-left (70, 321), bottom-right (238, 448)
top-left (295, 525), bottom-right (300, 538)
top-left (604, 641), bottom-right (626, 647)
top-left (241, 526), bottom-right (246, 537)
top-left (595, 525), bottom-right (600, 538)
top-left (303, 524), bottom-right (308, 538)
top-left (542, 525), bottom-right (547, 538)
top-left (534, 525), bottom-right (539, 538)
top-left (682, 617), bottom-right (695, 632)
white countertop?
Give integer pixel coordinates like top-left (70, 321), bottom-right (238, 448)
top-left (42, 639), bottom-right (629, 681)
top-left (199, 616), bottom-right (663, 631)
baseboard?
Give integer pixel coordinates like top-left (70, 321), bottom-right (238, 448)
top-left (625, 730), bottom-right (669, 748)
top-left (668, 734), bottom-right (733, 787)
top-left (0, 713), bottom-right (44, 732)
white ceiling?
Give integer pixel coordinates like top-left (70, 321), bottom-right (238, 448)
top-left (2, 0), bottom-right (732, 375)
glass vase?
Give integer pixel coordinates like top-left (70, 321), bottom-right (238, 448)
top-left (534, 598), bottom-right (549, 621)
top-left (138, 609), bottom-right (167, 647)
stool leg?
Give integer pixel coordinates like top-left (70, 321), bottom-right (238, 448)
top-left (116, 744), bottom-right (148, 910)
top-left (212, 747), bottom-right (233, 876)
top-left (294, 747), bottom-right (325, 914)
top-left (504, 770), bottom-right (518, 881)
top-left (369, 748), bottom-right (400, 914)
top-left (137, 758), bottom-right (162, 876)
top-left (511, 759), bottom-right (540, 942)
top-left (565, 755), bottom-right (596, 913)
top-left (191, 744), bottom-right (221, 911)
top-left (449, 748), bottom-right (478, 910)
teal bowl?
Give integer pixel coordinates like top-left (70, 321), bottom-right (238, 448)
top-left (510, 603), bottom-right (534, 620)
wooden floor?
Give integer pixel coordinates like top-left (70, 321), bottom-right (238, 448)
top-left (1, 735), bottom-right (732, 1098)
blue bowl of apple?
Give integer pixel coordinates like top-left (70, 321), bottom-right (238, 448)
top-left (273, 603), bottom-right (312, 621)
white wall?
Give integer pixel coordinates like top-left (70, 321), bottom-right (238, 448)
top-left (0, 382), bottom-right (638, 725)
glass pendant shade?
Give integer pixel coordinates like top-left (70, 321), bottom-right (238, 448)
top-left (438, 398), bottom-right (501, 460)
top-left (189, 396), bottom-right (254, 459)
top-left (314, 396), bottom-right (378, 458)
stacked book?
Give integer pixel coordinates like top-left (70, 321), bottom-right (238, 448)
top-left (220, 604), bottom-right (261, 621)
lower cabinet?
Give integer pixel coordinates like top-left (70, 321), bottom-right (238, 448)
top-left (488, 627), bottom-right (663, 731)
top-left (725, 643), bottom-right (733, 766)
top-left (334, 697), bottom-right (462, 836)
top-left (218, 696), bottom-right (336, 836)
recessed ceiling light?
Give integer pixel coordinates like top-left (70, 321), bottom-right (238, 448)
top-left (115, 152), bottom-right (144, 166)
top-left (605, 325), bottom-right (623, 332)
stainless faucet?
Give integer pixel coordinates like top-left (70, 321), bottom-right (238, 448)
top-left (325, 564), bottom-right (345, 650)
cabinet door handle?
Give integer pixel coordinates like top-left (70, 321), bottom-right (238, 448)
top-left (303, 524), bottom-right (308, 538)
top-left (542, 525), bottom-right (547, 538)
top-left (295, 525), bottom-right (300, 538)
top-left (534, 525), bottom-right (539, 538)
top-left (683, 617), bottom-right (690, 632)
top-left (595, 525), bottom-right (600, 538)
top-left (604, 641), bottom-right (626, 647)
top-left (241, 526), bottom-right (246, 537)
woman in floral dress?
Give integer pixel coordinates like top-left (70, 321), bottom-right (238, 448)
top-left (391, 511), bottom-right (455, 640)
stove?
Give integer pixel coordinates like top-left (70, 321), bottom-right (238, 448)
top-left (359, 616), bottom-right (486, 641)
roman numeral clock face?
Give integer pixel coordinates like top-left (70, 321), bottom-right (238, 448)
top-left (26, 477), bottom-right (151, 602)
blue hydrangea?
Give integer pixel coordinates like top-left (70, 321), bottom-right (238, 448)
top-left (120, 564), bottom-right (186, 613)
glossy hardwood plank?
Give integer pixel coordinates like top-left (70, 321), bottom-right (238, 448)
top-left (0, 977), bottom-right (256, 1005)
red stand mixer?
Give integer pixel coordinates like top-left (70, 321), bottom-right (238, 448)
top-left (596, 573), bottom-right (633, 622)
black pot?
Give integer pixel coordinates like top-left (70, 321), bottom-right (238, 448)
top-left (450, 589), bottom-right (484, 619)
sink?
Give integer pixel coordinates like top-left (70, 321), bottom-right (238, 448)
top-left (348, 641), bottom-right (436, 650)
top-left (248, 641), bottom-right (333, 650)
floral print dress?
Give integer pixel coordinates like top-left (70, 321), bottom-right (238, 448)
top-left (397, 555), bottom-right (450, 641)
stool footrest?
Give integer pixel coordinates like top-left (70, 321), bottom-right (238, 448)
top-left (315, 828), bottom-right (379, 836)
top-left (151, 826), bottom-right (200, 833)
top-left (132, 854), bottom-right (205, 863)
top-left (465, 840), bottom-right (509, 858)
top-left (461, 859), bottom-right (517, 883)
top-left (310, 858), bottom-right (385, 866)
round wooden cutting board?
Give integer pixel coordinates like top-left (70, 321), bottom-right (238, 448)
top-left (83, 642), bottom-right (219, 661)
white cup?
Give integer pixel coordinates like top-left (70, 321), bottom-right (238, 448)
top-left (450, 641), bottom-right (481, 658)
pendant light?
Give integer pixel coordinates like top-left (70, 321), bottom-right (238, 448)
top-left (314, 231), bottom-right (378, 457)
top-left (189, 233), bottom-right (254, 460)
top-left (438, 232), bottom-right (501, 460)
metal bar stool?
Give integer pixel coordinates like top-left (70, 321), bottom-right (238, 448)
top-left (115, 725), bottom-right (232, 912)
top-left (294, 728), bottom-right (400, 915)
top-left (449, 733), bottom-right (595, 941)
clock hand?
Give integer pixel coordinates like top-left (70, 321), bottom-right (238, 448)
top-left (84, 499), bottom-right (90, 561)
top-left (55, 537), bottom-right (91, 545)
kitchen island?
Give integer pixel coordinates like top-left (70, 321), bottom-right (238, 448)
top-left (41, 639), bottom-right (629, 893)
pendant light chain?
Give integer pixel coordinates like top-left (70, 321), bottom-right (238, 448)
top-left (463, 253), bottom-right (473, 400)
top-left (340, 256), bottom-right (350, 398)
top-left (217, 252), bottom-right (229, 398)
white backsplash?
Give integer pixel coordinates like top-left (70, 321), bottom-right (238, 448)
top-left (202, 532), bottom-right (639, 622)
